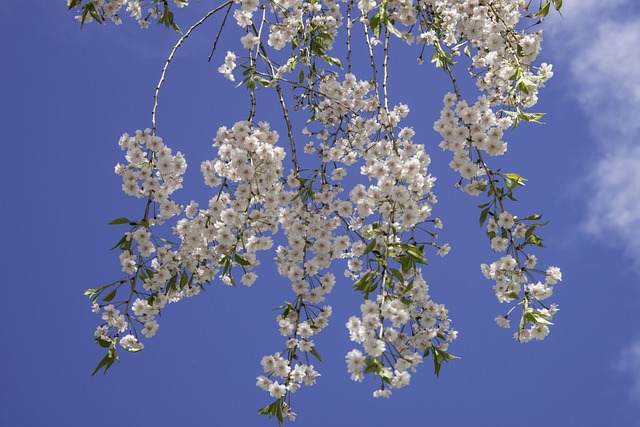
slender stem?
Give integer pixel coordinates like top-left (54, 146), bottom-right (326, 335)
top-left (152, 1), bottom-right (233, 134)
top-left (362, 20), bottom-right (380, 102)
top-left (346, 0), bottom-right (353, 74)
top-left (254, 26), bottom-right (299, 172)
top-left (382, 26), bottom-right (390, 113)
top-left (207, 1), bottom-right (233, 62)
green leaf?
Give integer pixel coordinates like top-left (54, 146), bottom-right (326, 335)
top-left (402, 280), bottom-right (414, 295)
top-left (165, 274), bottom-right (178, 294)
top-left (280, 301), bottom-right (295, 318)
top-left (171, 21), bottom-right (182, 34)
top-left (552, 0), bottom-right (562, 11)
top-left (525, 310), bottom-right (554, 325)
top-left (91, 348), bottom-right (118, 376)
top-left (84, 287), bottom-right (102, 297)
top-left (507, 291), bottom-right (520, 300)
top-left (88, 5), bottom-right (102, 23)
top-left (523, 213), bottom-right (542, 221)
top-left (258, 401), bottom-right (277, 417)
top-left (321, 54), bottom-right (342, 69)
top-left (525, 224), bottom-right (539, 238)
top-left (179, 270), bottom-right (189, 289)
top-left (91, 353), bottom-right (110, 376)
top-left (386, 22), bottom-right (402, 38)
top-left (363, 239), bottom-right (377, 255)
top-left (535, 1), bottom-right (551, 17)
top-left (110, 235), bottom-right (127, 250)
top-left (504, 173), bottom-right (526, 184)
top-left (108, 217), bottom-right (133, 225)
top-left (363, 357), bottom-right (384, 374)
top-left (370, 10), bottom-right (382, 39)
top-left (526, 234), bottom-right (544, 247)
top-left (309, 347), bottom-right (322, 362)
top-left (366, 282), bottom-right (378, 297)
top-left (254, 76), bottom-right (270, 87)
top-left (431, 347), bottom-right (459, 378)
top-left (479, 207), bottom-right (490, 226)
top-left (519, 111), bottom-right (546, 123)
top-left (397, 255), bottom-right (411, 273)
top-left (352, 271), bottom-right (374, 293)
top-left (95, 337), bottom-right (112, 348)
top-left (401, 244), bottom-right (424, 263)
top-left (390, 268), bottom-right (404, 284)
top-left (67, 0), bottom-right (82, 9)
top-left (102, 288), bottom-right (117, 302)
top-left (234, 253), bottom-right (251, 266)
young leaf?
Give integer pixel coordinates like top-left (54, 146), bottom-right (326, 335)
top-left (309, 347), bottom-right (322, 362)
top-left (84, 287), bottom-right (102, 297)
top-left (179, 270), bottom-right (189, 289)
top-left (535, 1), bottom-right (551, 17)
top-left (363, 239), bottom-right (377, 255)
top-left (111, 235), bottom-right (127, 250)
top-left (95, 337), bottom-right (112, 348)
top-left (369, 10), bottom-right (382, 38)
top-left (479, 207), bottom-right (490, 226)
top-left (523, 213), bottom-right (542, 221)
top-left (102, 288), bottom-right (117, 302)
top-left (108, 217), bottom-right (133, 225)
top-left (234, 253), bottom-right (251, 266)
top-left (165, 274), bottom-right (178, 294)
top-left (503, 173), bottom-right (526, 184)
top-left (390, 268), bottom-right (404, 284)
top-left (91, 353), bottom-right (111, 376)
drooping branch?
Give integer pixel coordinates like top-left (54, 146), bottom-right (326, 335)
top-left (152, 1), bottom-right (233, 134)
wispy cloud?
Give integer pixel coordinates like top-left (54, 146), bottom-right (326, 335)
top-left (546, 2), bottom-right (640, 266)
top-left (615, 339), bottom-right (640, 400)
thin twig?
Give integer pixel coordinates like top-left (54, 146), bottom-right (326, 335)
top-left (207, 1), bottom-right (233, 62)
top-left (254, 24), bottom-right (299, 172)
top-left (152, 1), bottom-right (233, 134)
top-left (346, 0), bottom-right (353, 74)
top-left (382, 25), bottom-right (390, 113)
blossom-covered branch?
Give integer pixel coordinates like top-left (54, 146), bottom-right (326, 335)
top-left (72, 0), bottom-right (564, 423)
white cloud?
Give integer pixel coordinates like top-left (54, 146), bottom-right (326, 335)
top-left (615, 340), bottom-right (640, 400)
top-left (546, 2), bottom-right (640, 265)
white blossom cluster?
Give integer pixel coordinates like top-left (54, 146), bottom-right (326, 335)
top-left (420, 0), bottom-right (552, 107)
top-left (159, 120), bottom-right (286, 291)
top-left (293, 73), bottom-right (456, 396)
top-left (79, 0), bottom-right (565, 420)
top-left (115, 129), bottom-right (186, 218)
top-left (345, 267), bottom-right (456, 397)
top-left (92, 130), bottom-right (191, 355)
top-left (482, 254), bottom-right (561, 341)
top-left (218, 51), bottom-right (237, 82)
top-left (434, 93), bottom-right (510, 192)
top-left (256, 304), bottom-right (330, 420)
top-left (433, 88), bottom-right (562, 339)
top-left (69, 0), bottom-right (188, 28)
top-left (94, 122), bottom-right (287, 356)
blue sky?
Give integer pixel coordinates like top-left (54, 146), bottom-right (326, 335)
top-left (1, 1), bottom-right (639, 426)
